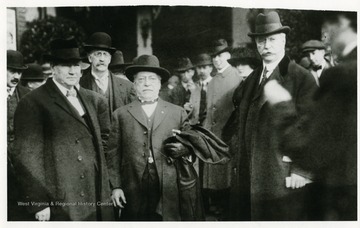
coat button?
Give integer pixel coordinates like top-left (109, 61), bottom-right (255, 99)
top-left (80, 191), bottom-right (85, 197)
top-left (212, 121), bottom-right (216, 125)
top-left (143, 143), bottom-right (146, 146)
top-left (77, 155), bottom-right (83, 161)
top-left (80, 174), bottom-right (85, 179)
top-left (144, 131), bottom-right (147, 135)
top-left (75, 139), bottom-right (80, 143)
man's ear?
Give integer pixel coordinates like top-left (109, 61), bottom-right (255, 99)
top-left (87, 55), bottom-right (92, 63)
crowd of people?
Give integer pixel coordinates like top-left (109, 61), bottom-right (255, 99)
top-left (7, 10), bottom-right (357, 221)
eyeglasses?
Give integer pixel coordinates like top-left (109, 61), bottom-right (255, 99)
top-left (135, 76), bottom-right (160, 84)
top-left (91, 51), bottom-right (111, 58)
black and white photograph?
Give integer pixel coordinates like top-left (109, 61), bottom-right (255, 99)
top-left (3, 0), bottom-right (359, 226)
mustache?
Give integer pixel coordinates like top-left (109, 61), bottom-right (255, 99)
top-left (11, 78), bottom-right (19, 84)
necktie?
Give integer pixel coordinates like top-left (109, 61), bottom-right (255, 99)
top-left (139, 98), bottom-right (159, 105)
top-left (66, 89), bottom-right (85, 116)
top-left (199, 83), bottom-right (207, 122)
top-left (312, 65), bottom-right (322, 71)
top-left (7, 87), bottom-right (12, 100)
top-left (95, 77), bottom-right (107, 94)
top-left (259, 67), bottom-right (269, 89)
top-left (66, 89), bottom-right (77, 97)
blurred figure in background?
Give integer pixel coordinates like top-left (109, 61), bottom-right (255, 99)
top-left (301, 40), bottom-right (333, 86)
top-left (228, 46), bottom-right (260, 79)
top-left (20, 63), bottom-right (48, 91)
top-left (109, 50), bottom-right (132, 81)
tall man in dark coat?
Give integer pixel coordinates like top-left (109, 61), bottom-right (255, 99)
top-left (7, 50), bottom-right (31, 221)
top-left (273, 11), bottom-right (357, 221)
top-left (11, 38), bottom-right (114, 221)
top-left (107, 55), bottom-right (197, 221)
top-left (226, 11), bottom-right (317, 221)
top-left (80, 32), bottom-right (135, 118)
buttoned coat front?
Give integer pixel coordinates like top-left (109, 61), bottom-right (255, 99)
top-left (106, 99), bottom-right (189, 221)
top-left (227, 56), bottom-right (317, 220)
top-left (11, 79), bottom-right (113, 221)
top-left (202, 66), bottom-right (242, 190)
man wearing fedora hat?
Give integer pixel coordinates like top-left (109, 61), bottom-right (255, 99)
top-left (109, 50), bottom-right (132, 81)
top-left (80, 32), bottom-right (135, 118)
top-left (106, 54), bottom-right (199, 221)
top-left (226, 11), bottom-right (317, 220)
top-left (169, 57), bottom-right (197, 107)
top-left (200, 39), bottom-right (241, 219)
top-left (301, 40), bottom-right (333, 86)
top-left (7, 50), bottom-right (32, 221)
top-left (11, 38), bottom-right (114, 221)
top-left (20, 63), bottom-right (48, 91)
top-left (184, 53), bottom-right (213, 126)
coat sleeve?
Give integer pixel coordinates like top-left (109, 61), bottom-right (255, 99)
top-left (105, 111), bottom-right (123, 189)
top-left (11, 97), bottom-right (49, 214)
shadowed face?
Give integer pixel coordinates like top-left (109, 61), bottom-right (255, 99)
top-left (212, 52), bottom-right (231, 70)
top-left (178, 69), bottom-right (195, 83)
top-left (235, 64), bottom-right (254, 77)
top-left (196, 65), bottom-right (213, 80)
top-left (306, 49), bottom-right (326, 67)
top-left (134, 71), bottom-right (161, 101)
top-left (52, 62), bottom-right (82, 90)
top-left (255, 33), bottom-right (286, 64)
top-left (7, 68), bottom-right (23, 88)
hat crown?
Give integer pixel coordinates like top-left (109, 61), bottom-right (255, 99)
top-left (175, 57), bottom-right (194, 71)
top-left (249, 11), bottom-right (290, 37)
top-left (210, 38), bottom-right (231, 56)
top-left (301, 40), bottom-right (326, 52)
top-left (133, 55), bottom-right (161, 67)
top-left (194, 53), bottom-right (212, 66)
top-left (231, 47), bottom-right (258, 59)
top-left (22, 63), bottom-right (45, 80)
top-left (110, 50), bottom-right (125, 65)
top-left (48, 37), bottom-right (81, 62)
top-left (85, 32), bottom-right (113, 49)
top-left (7, 50), bottom-right (27, 69)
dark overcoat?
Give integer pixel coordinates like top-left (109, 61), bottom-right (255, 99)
top-left (106, 99), bottom-right (189, 221)
top-left (11, 79), bottom-right (114, 221)
top-left (228, 56), bottom-right (317, 220)
top-left (79, 69), bottom-right (136, 114)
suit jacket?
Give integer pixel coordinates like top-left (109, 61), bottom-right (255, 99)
top-left (106, 99), bottom-right (189, 221)
top-left (309, 59), bottom-right (333, 86)
top-left (227, 56), bottom-right (317, 220)
top-left (201, 65), bottom-right (242, 190)
top-left (11, 79), bottom-right (113, 221)
top-left (79, 69), bottom-right (136, 115)
top-left (169, 84), bottom-right (194, 107)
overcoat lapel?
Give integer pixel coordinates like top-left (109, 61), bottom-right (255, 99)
top-left (152, 99), bottom-right (169, 131)
top-left (127, 100), bottom-right (148, 128)
top-left (46, 79), bottom-right (89, 129)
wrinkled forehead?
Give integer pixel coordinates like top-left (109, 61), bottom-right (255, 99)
top-left (134, 71), bottom-right (161, 79)
top-left (255, 33), bottom-right (286, 41)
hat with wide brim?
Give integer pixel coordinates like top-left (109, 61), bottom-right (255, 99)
top-left (209, 39), bottom-right (232, 56)
top-left (21, 63), bottom-right (47, 80)
top-left (83, 32), bottom-right (116, 55)
top-left (109, 50), bottom-right (133, 71)
top-left (227, 47), bottom-right (261, 67)
top-left (248, 11), bottom-right (290, 37)
top-left (125, 55), bottom-right (170, 82)
top-left (174, 57), bottom-right (194, 72)
top-left (194, 53), bottom-right (213, 67)
top-left (301, 40), bottom-right (326, 53)
top-left (7, 50), bottom-right (28, 70)
top-left (43, 37), bottom-right (83, 64)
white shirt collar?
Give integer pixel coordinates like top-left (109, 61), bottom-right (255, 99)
top-left (92, 70), bottom-right (109, 81)
top-left (199, 76), bottom-right (212, 85)
top-left (52, 78), bottom-right (79, 96)
top-left (7, 87), bottom-right (16, 96)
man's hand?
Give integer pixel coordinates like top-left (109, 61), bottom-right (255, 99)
top-left (164, 142), bottom-right (190, 159)
top-left (35, 207), bottom-right (50, 221)
top-left (183, 102), bottom-right (194, 112)
top-left (264, 80), bottom-right (292, 105)
top-left (285, 173), bottom-right (313, 189)
top-left (111, 188), bottom-right (127, 208)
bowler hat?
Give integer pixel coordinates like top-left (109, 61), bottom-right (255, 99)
top-left (125, 55), bottom-right (170, 82)
top-left (44, 37), bottom-right (82, 64)
top-left (228, 47), bottom-right (261, 68)
top-left (193, 53), bottom-right (213, 67)
top-left (109, 50), bottom-right (132, 71)
top-left (301, 40), bottom-right (326, 53)
top-left (248, 11), bottom-right (290, 37)
top-left (174, 57), bottom-right (194, 72)
top-left (7, 50), bottom-right (28, 70)
top-left (83, 32), bottom-right (116, 55)
top-left (21, 63), bottom-right (46, 81)
top-left (210, 39), bottom-right (232, 56)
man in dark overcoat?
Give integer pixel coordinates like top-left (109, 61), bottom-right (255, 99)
top-left (11, 38), bottom-right (114, 221)
top-left (106, 55), bottom-right (197, 221)
top-left (226, 11), bottom-right (317, 221)
top-left (79, 32), bottom-right (135, 118)
top-left (7, 50), bottom-right (31, 221)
